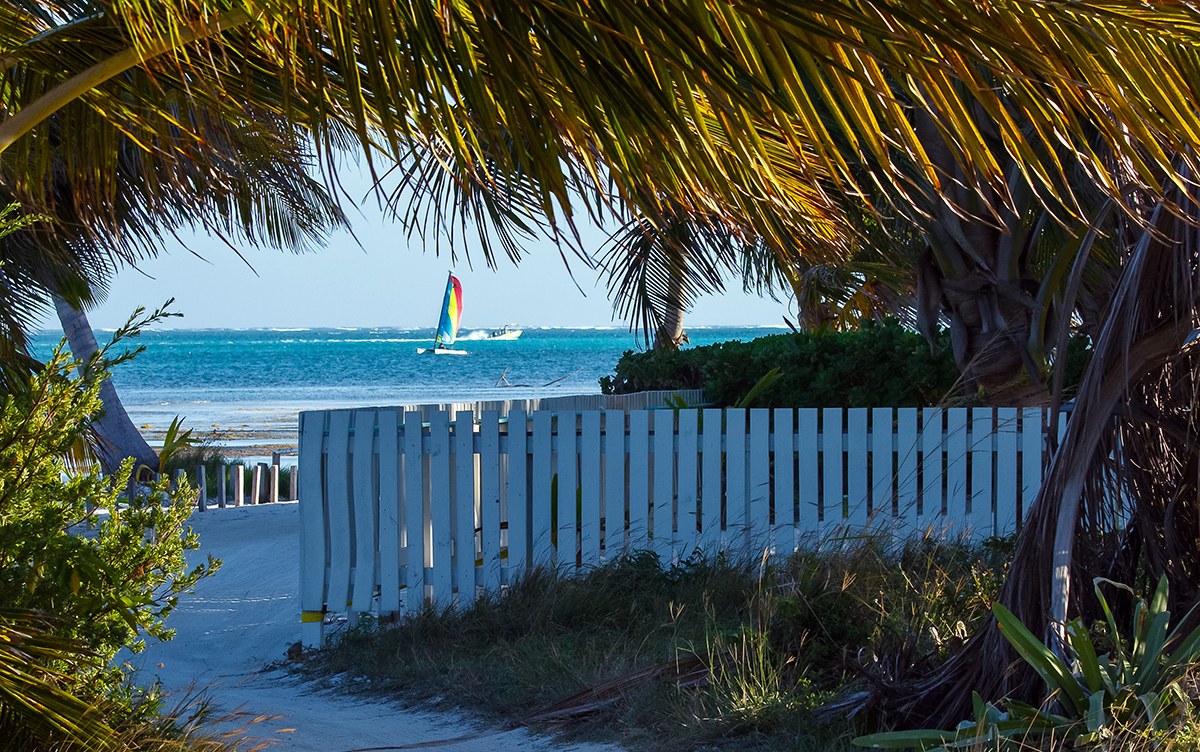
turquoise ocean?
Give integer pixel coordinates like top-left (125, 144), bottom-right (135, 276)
top-left (30, 325), bottom-right (784, 443)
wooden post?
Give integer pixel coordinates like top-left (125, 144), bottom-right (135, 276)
top-left (270, 451), bottom-right (284, 501)
top-left (258, 463), bottom-right (270, 504)
top-left (217, 464), bottom-right (227, 508)
top-left (196, 465), bottom-right (207, 512)
top-left (289, 464), bottom-right (298, 502)
top-left (250, 464), bottom-right (262, 506)
top-left (234, 464), bottom-right (245, 507)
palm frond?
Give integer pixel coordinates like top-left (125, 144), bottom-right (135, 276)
top-left (0, 608), bottom-right (115, 751)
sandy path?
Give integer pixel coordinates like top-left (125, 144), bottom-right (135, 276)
top-left (124, 502), bottom-right (620, 752)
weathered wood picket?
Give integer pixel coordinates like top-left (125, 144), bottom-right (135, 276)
top-left (298, 406), bottom-right (1056, 646)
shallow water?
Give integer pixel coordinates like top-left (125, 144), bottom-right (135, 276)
top-left (32, 325), bottom-right (783, 438)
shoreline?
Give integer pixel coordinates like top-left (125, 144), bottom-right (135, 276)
top-left (143, 426), bottom-right (299, 463)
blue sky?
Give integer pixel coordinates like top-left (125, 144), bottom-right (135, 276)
top-left (58, 167), bottom-right (795, 332)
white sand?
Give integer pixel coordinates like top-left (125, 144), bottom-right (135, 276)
top-left (124, 502), bottom-right (621, 752)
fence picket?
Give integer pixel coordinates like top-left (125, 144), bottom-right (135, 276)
top-left (872, 408), bottom-right (894, 522)
top-left (531, 411), bottom-right (554, 564)
top-left (604, 412), bottom-right (625, 556)
top-left (945, 408), bottom-right (969, 536)
top-left (773, 408), bottom-right (794, 556)
top-left (580, 411), bottom-right (602, 566)
top-left (479, 411), bottom-right (502, 591)
top-left (429, 411), bottom-right (453, 605)
top-left (454, 410), bottom-right (476, 605)
top-left (325, 411), bottom-right (353, 615)
top-left (921, 408), bottom-right (944, 531)
top-left (298, 411), bottom-right (326, 646)
top-left (700, 409), bottom-right (723, 551)
top-left (797, 409), bottom-right (818, 538)
top-left (378, 411), bottom-right (400, 617)
top-left (970, 409), bottom-right (994, 538)
top-left (1020, 408), bottom-right (1042, 521)
top-left (507, 410), bottom-right (529, 576)
top-left (748, 409), bottom-right (770, 553)
top-left (996, 408), bottom-right (1019, 535)
top-left (822, 408), bottom-right (842, 527)
top-left (726, 409), bottom-right (747, 550)
top-left (628, 411), bottom-right (650, 551)
top-left (558, 413), bottom-right (579, 567)
top-left (351, 410), bottom-right (378, 614)
top-left (677, 410), bottom-right (699, 555)
top-left (847, 408), bottom-right (868, 529)
top-left (403, 411), bottom-right (425, 611)
top-left (653, 410), bottom-right (675, 560)
top-left (896, 408), bottom-right (919, 528)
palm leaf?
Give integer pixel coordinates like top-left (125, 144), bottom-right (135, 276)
top-left (0, 608), bottom-right (115, 750)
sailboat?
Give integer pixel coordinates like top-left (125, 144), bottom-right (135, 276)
top-left (417, 271), bottom-right (469, 355)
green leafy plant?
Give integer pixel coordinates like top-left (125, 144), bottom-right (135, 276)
top-left (0, 308), bottom-right (219, 748)
top-left (854, 575), bottom-right (1200, 750)
top-left (0, 608), bottom-right (117, 750)
top-left (144, 415), bottom-right (200, 480)
top-left (732, 367), bottom-right (784, 409)
top-left (601, 320), bottom-right (963, 408)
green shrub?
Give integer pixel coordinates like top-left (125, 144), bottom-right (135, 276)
top-left (0, 310), bottom-right (218, 747)
top-left (854, 575), bottom-right (1200, 751)
top-left (601, 320), bottom-right (961, 408)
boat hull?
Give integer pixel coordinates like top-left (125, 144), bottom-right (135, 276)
top-left (417, 347), bottom-right (469, 355)
top-left (488, 330), bottom-right (522, 340)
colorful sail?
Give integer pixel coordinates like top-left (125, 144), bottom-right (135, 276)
top-left (433, 271), bottom-right (463, 348)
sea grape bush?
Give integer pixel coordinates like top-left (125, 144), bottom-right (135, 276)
top-left (602, 320), bottom-right (1094, 408)
top-left (601, 319), bottom-right (961, 408)
top-left (0, 307), bottom-right (217, 697)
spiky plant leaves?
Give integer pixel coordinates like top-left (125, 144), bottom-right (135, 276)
top-left (154, 416), bottom-right (200, 474)
top-left (992, 602), bottom-right (1088, 717)
top-left (0, 608), bottom-right (116, 751)
top-left (862, 576), bottom-right (1200, 748)
top-left (851, 727), bottom-right (957, 750)
top-left (11, 2), bottom-right (1200, 272)
top-left (1064, 619), bottom-right (1105, 695)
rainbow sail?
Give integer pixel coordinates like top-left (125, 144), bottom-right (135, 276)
top-left (433, 271), bottom-right (463, 349)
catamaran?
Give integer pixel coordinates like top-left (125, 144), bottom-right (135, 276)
top-left (417, 271), bottom-right (469, 355)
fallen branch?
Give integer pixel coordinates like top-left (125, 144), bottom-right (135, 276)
top-left (542, 367), bottom-right (583, 388)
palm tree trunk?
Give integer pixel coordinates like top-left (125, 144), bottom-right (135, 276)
top-left (654, 300), bottom-right (687, 350)
top-left (653, 231), bottom-right (689, 350)
top-left (53, 294), bottom-right (158, 477)
top-left (891, 183), bottom-right (1200, 729)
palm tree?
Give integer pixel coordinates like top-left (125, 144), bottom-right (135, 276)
top-left (7, 0), bottom-right (1200, 728)
top-left (0, 98), bottom-right (347, 473)
top-left (0, 608), bottom-right (117, 751)
top-left (8, 1), bottom-right (1200, 260)
top-left (887, 175), bottom-right (1200, 728)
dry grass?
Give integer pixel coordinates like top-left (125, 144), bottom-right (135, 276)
top-left (297, 533), bottom-right (1028, 751)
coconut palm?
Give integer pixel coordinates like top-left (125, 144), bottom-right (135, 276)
top-left (8, 1), bottom-right (1200, 259)
top-left (7, 0), bottom-right (1200, 730)
top-left (0, 97), bottom-right (346, 472)
top-left (0, 608), bottom-right (116, 751)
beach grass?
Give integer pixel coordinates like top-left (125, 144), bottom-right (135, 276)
top-left (299, 533), bottom-right (1016, 752)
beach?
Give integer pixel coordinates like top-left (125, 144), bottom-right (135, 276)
top-left (124, 501), bottom-right (622, 752)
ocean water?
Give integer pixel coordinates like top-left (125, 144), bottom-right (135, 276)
top-left (30, 325), bottom-right (784, 440)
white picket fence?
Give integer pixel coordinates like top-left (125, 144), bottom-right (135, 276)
top-left (297, 405), bottom-right (1055, 645)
